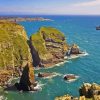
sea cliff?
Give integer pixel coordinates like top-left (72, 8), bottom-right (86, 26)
top-left (0, 21), bottom-right (82, 90)
top-left (0, 21), bottom-right (33, 86)
top-left (30, 27), bottom-right (68, 67)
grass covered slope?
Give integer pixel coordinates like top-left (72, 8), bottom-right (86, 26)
top-left (0, 21), bottom-right (32, 69)
top-left (30, 27), bottom-right (68, 67)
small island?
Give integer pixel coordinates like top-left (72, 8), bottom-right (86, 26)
top-left (0, 21), bottom-right (88, 94)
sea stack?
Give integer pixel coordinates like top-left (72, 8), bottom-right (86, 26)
top-left (70, 44), bottom-right (80, 54)
top-left (30, 27), bottom-right (68, 67)
top-left (15, 62), bottom-right (35, 91)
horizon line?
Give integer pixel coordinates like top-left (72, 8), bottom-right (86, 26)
top-left (0, 14), bottom-right (100, 16)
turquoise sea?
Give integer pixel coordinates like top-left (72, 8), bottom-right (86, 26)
top-left (2, 15), bottom-right (100, 100)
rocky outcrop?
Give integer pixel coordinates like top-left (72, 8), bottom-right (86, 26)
top-left (15, 62), bottom-right (35, 91)
top-left (0, 21), bottom-right (32, 86)
top-left (55, 94), bottom-right (78, 100)
top-left (70, 44), bottom-right (80, 54)
top-left (79, 83), bottom-right (100, 98)
top-left (55, 83), bottom-right (100, 100)
top-left (0, 70), bottom-right (12, 86)
top-left (30, 27), bottom-right (68, 67)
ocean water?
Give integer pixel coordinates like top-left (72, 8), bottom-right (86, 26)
top-left (3, 15), bottom-right (100, 100)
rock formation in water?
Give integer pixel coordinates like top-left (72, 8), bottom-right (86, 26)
top-left (0, 21), bottom-right (32, 86)
top-left (55, 83), bottom-right (100, 100)
top-left (0, 21), bottom-right (82, 89)
top-left (79, 83), bottom-right (100, 98)
top-left (30, 27), bottom-right (68, 67)
top-left (70, 44), bottom-right (80, 54)
top-left (15, 62), bottom-right (35, 91)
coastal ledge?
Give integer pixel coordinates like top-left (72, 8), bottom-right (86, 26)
top-left (55, 83), bottom-right (100, 100)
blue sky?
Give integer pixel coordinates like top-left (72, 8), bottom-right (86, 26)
top-left (0, 0), bottom-right (100, 15)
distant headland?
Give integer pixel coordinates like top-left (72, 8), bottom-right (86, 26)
top-left (0, 17), bottom-right (53, 22)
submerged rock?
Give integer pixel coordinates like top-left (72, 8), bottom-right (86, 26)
top-left (63, 74), bottom-right (77, 81)
top-left (38, 72), bottom-right (54, 78)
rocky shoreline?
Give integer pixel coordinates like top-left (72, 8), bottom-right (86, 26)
top-left (0, 20), bottom-right (94, 98)
top-left (55, 83), bottom-right (100, 100)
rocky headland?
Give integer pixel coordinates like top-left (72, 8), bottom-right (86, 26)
top-left (0, 21), bottom-right (33, 87)
top-left (0, 21), bottom-right (85, 91)
top-left (0, 17), bottom-right (52, 22)
top-left (30, 27), bottom-right (69, 67)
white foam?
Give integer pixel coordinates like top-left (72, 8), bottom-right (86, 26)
top-left (0, 96), bottom-right (7, 100)
top-left (66, 79), bottom-right (77, 83)
top-left (30, 82), bottom-right (46, 92)
top-left (65, 51), bottom-right (89, 60)
top-left (33, 84), bottom-right (42, 91)
top-left (55, 61), bottom-right (69, 67)
top-left (35, 51), bottom-right (88, 70)
top-left (35, 60), bottom-right (69, 70)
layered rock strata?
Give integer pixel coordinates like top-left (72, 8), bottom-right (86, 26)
top-left (30, 27), bottom-right (68, 67)
top-left (0, 21), bottom-right (32, 86)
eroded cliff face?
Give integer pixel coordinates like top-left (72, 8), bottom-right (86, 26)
top-left (15, 62), bottom-right (35, 91)
top-left (30, 27), bottom-right (68, 67)
top-left (0, 21), bottom-right (32, 86)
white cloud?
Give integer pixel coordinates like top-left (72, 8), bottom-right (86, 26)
top-left (72, 0), bottom-right (100, 7)
top-left (59, 0), bottom-right (100, 15)
top-left (0, 0), bottom-right (100, 15)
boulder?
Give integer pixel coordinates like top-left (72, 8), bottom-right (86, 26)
top-left (79, 83), bottom-right (100, 98)
top-left (70, 44), bottom-right (80, 54)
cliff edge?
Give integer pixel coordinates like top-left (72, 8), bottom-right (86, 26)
top-left (0, 21), bottom-right (32, 86)
top-left (30, 27), bottom-right (68, 67)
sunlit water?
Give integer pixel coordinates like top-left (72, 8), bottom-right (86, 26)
top-left (2, 15), bottom-right (100, 100)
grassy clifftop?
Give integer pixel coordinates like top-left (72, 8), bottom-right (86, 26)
top-left (0, 21), bottom-right (32, 69)
top-left (30, 27), bottom-right (68, 67)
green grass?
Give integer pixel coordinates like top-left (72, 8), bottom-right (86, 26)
top-left (40, 27), bottom-right (65, 43)
top-left (0, 21), bottom-right (30, 68)
top-left (30, 26), bottom-right (66, 60)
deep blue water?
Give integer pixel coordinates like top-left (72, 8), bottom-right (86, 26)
top-left (3, 15), bottom-right (100, 100)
